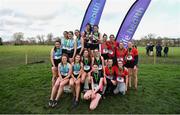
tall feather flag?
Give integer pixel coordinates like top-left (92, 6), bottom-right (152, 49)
top-left (80, 0), bottom-right (106, 32)
top-left (116, 0), bottom-right (151, 47)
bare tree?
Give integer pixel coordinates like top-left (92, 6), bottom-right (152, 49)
top-left (27, 37), bottom-right (36, 44)
top-left (37, 35), bottom-right (45, 44)
top-left (147, 33), bottom-right (156, 40)
top-left (46, 33), bottom-right (53, 44)
top-left (13, 32), bottom-right (24, 45)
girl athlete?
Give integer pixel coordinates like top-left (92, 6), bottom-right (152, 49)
top-left (50, 40), bottom-right (62, 87)
top-left (74, 29), bottom-right (84, 55)
top-left (114, 61), bottom-right (128, 95)
top-left (69, 54), bottom-right (83, 108)
top-left (100, 34), bottom-right (108, 65)
top-left (125, 41), bottom-right (138, 90)
top-left (116, 42), bottom-right (127, 65)
top-left (83, 64), bottom-right (104, 110)
top-left (65, 31), bottom-right (77, 63)
top-left (49, 54), bottom-right (72, 108)
top-left (81, 49), bottom-right (92, 92)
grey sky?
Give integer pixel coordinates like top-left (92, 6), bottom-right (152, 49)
top-left (0, 0), bottom-right (180, 41)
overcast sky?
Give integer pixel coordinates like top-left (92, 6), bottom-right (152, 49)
top-left (0, 0), bottom-right (180, 41)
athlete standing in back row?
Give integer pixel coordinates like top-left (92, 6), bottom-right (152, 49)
top-left (125, 41), bottom-right (138, 90)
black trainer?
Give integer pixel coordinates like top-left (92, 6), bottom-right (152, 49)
top-left (52, 100), bottom-right (58, 108)
top-left (72, 96), bottom-right (76, 104)
top-left (72, 100), bottom-right (79, 108)
top-left (102, 95), bottom-right (106, 100)
top-left (48, 100), bottom-right (53, 107)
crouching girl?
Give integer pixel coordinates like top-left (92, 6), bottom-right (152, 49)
top-left (83, 64), bottom-right (104, 110)
top-left (114, 61), bottom-right (128, 95)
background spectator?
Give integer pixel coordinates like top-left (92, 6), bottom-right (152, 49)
top-left (149, 42), bottom-right (154, 56)
top-left (164, 44), bottom-right (169, 57)
top-left (156, 43), bottom-right (162, 57)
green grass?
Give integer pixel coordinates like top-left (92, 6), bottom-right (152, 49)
top-left (0, 45), bottom-right (180, 114)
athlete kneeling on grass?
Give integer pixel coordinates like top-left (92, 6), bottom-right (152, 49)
top-left (83, 64), bottom-right (104, 110)
top-left (69, 54), bottom-right (83, 108)
top-left (49, 54), bottom-right (72, 108)
top-left (50, 40), bottom-right (62, 87)
top-left (103, 58), bottom-right (117, 96)
top-left (114, 61), bottom-right (128, 95)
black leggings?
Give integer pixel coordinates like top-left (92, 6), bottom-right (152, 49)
top-left (105, 78), bottom-right (116, 94)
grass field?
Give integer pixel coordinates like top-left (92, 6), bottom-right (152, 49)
top-left (0, 45), bottom-right (180, 114)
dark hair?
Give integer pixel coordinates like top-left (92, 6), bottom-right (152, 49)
top-left (68, 31), bottom-right (74, 35)
top-left (93, 25), bottom-right (99, 34)
top-left (55, 40), bottom-right (61, 44)
top-left (94, 48), bottom-right (99, 52)
top-left (86, 23), bottom-right (91, 27)
top-left (103, 33), bottom-right (107, 38)
top-left (54, 40), bottom-right (61, 52)
top-left (86, 23), bottom-right (92, 32)
top-left (133, 45), bottom-right (137, 49)
top-left (74, 54), bottom-right (81, 63)
top-left (108, 58), bottom-right (113, 61)
top-left (93, 25), bottom-right (99, 28)
top-left (118, 42), bottom-right (124, 49)
top-left (75, 29), bottom-right (80, 33)
top-left (75, 29), bottom-right (81, 38)
top-left (110, 34), bottom-right (115, 38)
top-left (83, 48), bottom-right (91, 62)
top-left (61, 53), bottom-right (69, 61)
top-left (93, 63), bottom-right (98, 67)
top-left (63, 31), bottom-right (68, 34)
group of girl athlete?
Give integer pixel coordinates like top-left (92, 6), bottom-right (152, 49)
top-left (49, 23), bottom-right (138, 110)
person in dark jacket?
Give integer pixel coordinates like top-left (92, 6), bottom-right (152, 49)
top-left (164, 44), bottom-right (169, 57)
top-left (156, 43), bottom-right (162, 57)
top-left (149, 42), bottom-right (154, 56)
top-left (146, 43), bottom-right (150, 56)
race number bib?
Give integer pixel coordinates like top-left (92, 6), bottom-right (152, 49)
top-left (108, 50), bottom-right (113, 55)
top-left (106, 76), bottom-right (113, 80)
top-left (54, 56), bottom-right (61, 60)
top-left (98, 65), bottom-right (102, 70)
top-left (77, 45), bottom-right (81, 49)
top-left (117, 57), bottom-right (124, 62)
top-left (84, 65), bottom-right (90, 71)
top-left (66, 47), bottom-right (72, 51)
top-left (66, 49), bottom-right (72, 54)
top-left (73, 71), bottom-right (79, 75)
top-left (103, 49), bottom-right (108, 53)
top-left (117, 77), bottom-right (124, 83)
top-left (61, 72), bottom-right (68, 76)
top-left (94, 84), bottom-right (99, 91)
top-left (127, 55), bottom-right (133, 61)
